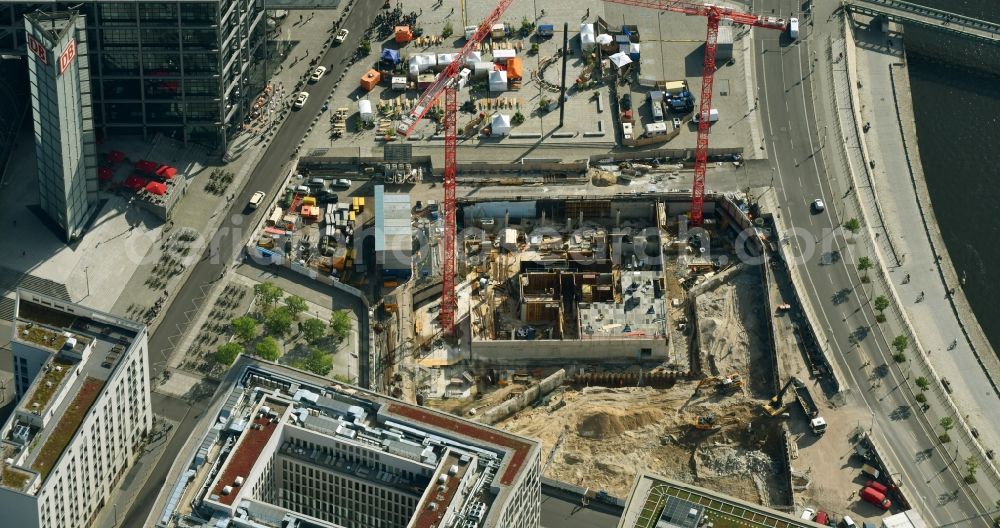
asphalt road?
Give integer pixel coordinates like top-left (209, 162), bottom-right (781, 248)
top-left (755, 0), bottom-right (989, 525)
top-left (119, 3), bottom-right (382, 526)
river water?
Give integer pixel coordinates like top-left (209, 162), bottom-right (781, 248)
top-left (904, 0), bottom-right (1000, 351)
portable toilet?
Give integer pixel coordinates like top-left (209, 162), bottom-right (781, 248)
top-left (358, 99), bottom-right (373, 123)
top-left (465, 25), bottom-right (478, 40)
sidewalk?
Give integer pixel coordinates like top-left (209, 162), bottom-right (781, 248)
top-left (839, 20), bottom-right (1000, 496)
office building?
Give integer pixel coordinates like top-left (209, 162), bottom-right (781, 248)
top-left (155, 363), bottom-right (542, 528)
top-left (24, 10), bottom-right (97, 241)
top-left (0, 289), bottom-right (153, 528)
top-left (0, 1), bottom-right (268, 149)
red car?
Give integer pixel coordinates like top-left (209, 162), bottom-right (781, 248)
top-left (865, 480), bottom-right (888, 494)
top-left (814, 511), bottom-right (828, 525)
top-left (860, 486), bottom-right (892, 510)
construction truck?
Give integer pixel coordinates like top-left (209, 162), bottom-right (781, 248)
top-left (792, 378), bottom-right (828, 434)
top-left (695, 373), bottom-right (743, 395)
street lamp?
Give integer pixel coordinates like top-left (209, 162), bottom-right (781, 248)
top-left (869, 410), bottom-right (875, 434)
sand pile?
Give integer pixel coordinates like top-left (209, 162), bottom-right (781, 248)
top-left (576, 407), bottom-right (665, 439)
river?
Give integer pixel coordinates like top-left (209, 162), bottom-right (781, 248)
top-left (905, 0), bottom-right (1000, 352)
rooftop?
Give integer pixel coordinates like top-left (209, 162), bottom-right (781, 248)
top-left (211, 400), bottom-right (287, 506)
top-left (411, 451), bottom-right (469, 528)
top-left (619, 473), bottom-right (818, 528)
top-left (0, 290), bottom-right (144, 493)
top-left (30, 377), bottom-right (102, 480)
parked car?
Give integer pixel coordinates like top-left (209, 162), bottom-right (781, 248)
top-left (310, 66), bottom-right (327, 82)
top-left (800, 507), bottom-right (816, 520)
top-left (317, 192), bottom-right (339, 204)
top-left (814, 511), bottom-right (829, 525)
top-left (331, 178), bottom-right (352, 189)
top-left (334, 28), bottom-right (349, 44)
top-left (841, 516), bottom-right (857, 528)
top-left (860, 486), bottom-right (891, 510)
top-left (864, 480), bottom-right (888, 494)
top-left (248, 191), bottom-right (265, 210)
top-left (293, 91), bottom-right (309, 109)
top-left (620, 93), bottom-right (631, 110)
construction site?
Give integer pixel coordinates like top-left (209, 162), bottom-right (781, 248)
top-left (406, 194), bottom-right (808, 508)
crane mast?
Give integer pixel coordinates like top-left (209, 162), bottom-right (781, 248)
top-left (397, 0), bottom-right (515, 336)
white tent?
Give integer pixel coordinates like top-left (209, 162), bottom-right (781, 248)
top-left (491, 113), bottom-right (511, 136)
top-left (609, 52), bottom-right (633, 69)
top-left (391, 76), bottom-right (408, 90)
top-left (465, 51), bottom-right (483, 65)
top-left (472, 61), bottom-right (493, 78)
top-left (358, 100), bottom-right (373, 123)
top-left (596, 33), bottom-right (613, 45)
top-left (437, 53), bottom-right (458, 67)
top-left (457, 68), bottom-right (472, 89)
top-left (580, 23), bottom-right (595, 35)
top-left (488, 70), bottom-right (508, 92)
top-left (492, 48), bottom-right (516, 61)
top-left (580, 32), bottom-right (596, 51)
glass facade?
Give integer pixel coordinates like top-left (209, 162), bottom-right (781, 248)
top-left (1, 1), bottom-right (268, 150)
top-left (25, 11), bottom-right (97, 242)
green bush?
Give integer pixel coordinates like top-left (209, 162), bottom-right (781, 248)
top-left (255, 337), bottom-right (281, 361)
top-left (442, 21), bottom-right (454, 38)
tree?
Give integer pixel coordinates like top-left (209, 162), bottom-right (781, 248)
top-left (254, 282), bottom-right (284, 311)
top-left (255, 336), bottom-right (281, 361)
top-left (873, 295), bottom-right (889, 314)
top-left (302, 347), bottom-right (333, 376)
top-left (965, 456), bottom-right (979, 484)
top-left (940, 416), bottom-right (954, 432)
top-left (873, 295), bottom-right (889, 323)
top-left (857, 256), bottom-right (873, 282)
top-left (511, 112), bottom-right (525, 126)
top-left (265, 306), bottom-right (294, 336)
top-left (360, 38), bottom-right (372, 55)
top-left (843, 218), bottom-right (862, 234)
top-left (230, 316), bottom-right (257, 343)
top-left (284, 295), bottom-right (308, 318)
top-left (915, 376), bottom-right (930, 391)
top-left (892, 335), bottom-right (909, 354)
top-left (302, 318), bottom-right (328, 344)
top-left (442, 21), bottom-right (454, 38)
top-left (215, 342), bottom-right (243, 366)
top-left (329, 310), bottom-right (352, 342)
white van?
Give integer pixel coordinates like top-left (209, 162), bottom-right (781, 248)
top-left (789, 17), bottom-right (799, 39)
top-left (248, 191), bottom-right (265, 210)
top-left (692, 108), bottom-right (719, 124)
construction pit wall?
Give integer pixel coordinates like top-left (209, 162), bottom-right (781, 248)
top-left (459, 196), bottom-right (717, 364)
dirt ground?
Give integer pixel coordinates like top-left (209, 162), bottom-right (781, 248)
top-left (499, 384), bottom-right (788, 504)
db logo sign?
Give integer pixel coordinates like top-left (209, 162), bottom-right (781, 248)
top-left (27, 34), bottom-right (48, 65)
top-left (59, 39), bottom-right (76, 75)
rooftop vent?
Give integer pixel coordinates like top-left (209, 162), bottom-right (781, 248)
top-left (234, 476), bottom-right (244, 487)
top-left (222, 485), bottom-right (233, 495)
top-left (428, 502), bottom-right (438, 511)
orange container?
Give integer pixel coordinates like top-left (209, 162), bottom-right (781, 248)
top-left (395, 26), bottom-right (413, 43)
top-left (360, 69), bottom-right (381, 91)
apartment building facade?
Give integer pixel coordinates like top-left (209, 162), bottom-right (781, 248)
top-left (0, 289), bottom-right (153, 528)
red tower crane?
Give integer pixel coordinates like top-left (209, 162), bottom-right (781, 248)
top-left (398, 0), bottom-right (515, 336)
top-left (604, 0), bottom-right (785, 225)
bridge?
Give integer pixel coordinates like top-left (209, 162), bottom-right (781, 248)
top-left (844, 0), bottom-right (1000, 43)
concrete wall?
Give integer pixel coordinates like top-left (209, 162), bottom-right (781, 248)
top-left (477, 370), bottom-right (566, 426)
top-left (471, 337), bottom-right (667, 363)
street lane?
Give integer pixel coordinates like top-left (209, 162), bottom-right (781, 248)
top-left (753, 2), bottom-right (988, 524)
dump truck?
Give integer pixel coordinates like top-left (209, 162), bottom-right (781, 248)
top-left (792, 377), bottom-right (820, 418)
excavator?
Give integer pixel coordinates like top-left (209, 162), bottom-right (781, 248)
top-left (695, 373), bottom-right (744, 395)
top-left (762, 377), bottom-right (796, 417)
top-left (690, 412), bottom-right (724, 431)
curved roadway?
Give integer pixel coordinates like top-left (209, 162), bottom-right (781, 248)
top-left (754, 0), bottom-right (990, 525)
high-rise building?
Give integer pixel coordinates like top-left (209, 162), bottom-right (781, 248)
top-left (24, 10), bottom-right (97, 241)
top-left (154, 363), bottom-right (542, 528)
top-left (0, 289), bottom-right (153, 528)
top-left (0, 1), bottom-right (268, 149)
